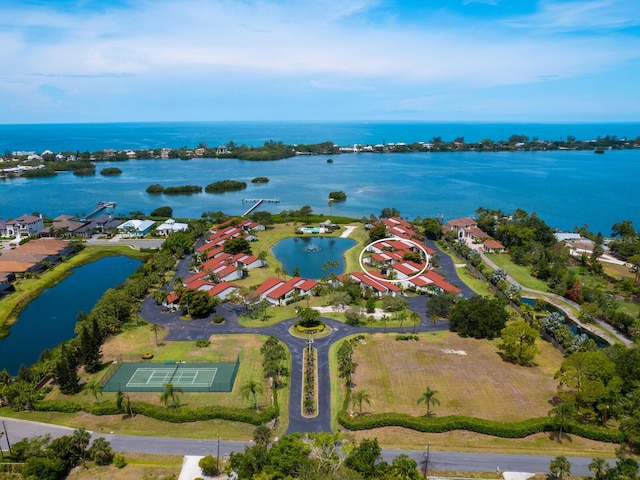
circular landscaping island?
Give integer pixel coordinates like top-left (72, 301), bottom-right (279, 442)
top-left (289, 307), bottom-right (331, 339)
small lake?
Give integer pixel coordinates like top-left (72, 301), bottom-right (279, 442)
top-left (0, 255), bottom-right (142, 375)
top-left (271, 236), bottom-right (356, 280)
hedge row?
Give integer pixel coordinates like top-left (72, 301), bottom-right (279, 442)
top-left (33, 399), bottom-right (278, 426)
top-left (337, 411), bottom-right (624, 443)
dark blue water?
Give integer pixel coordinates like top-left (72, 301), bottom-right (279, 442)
top-left (2, 121), bottom-right (639, 152)
top-left (0, 255), bottom-right (141, 375)
top-left (1, 122), bottom-right (639, 235)
top-left (1, 149), bottom-right (638, 235)
top-left (271, 236), bottom-right (356, 280)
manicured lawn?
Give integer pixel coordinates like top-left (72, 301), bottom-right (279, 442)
top-left (488, 254), bottom-right (549, 291)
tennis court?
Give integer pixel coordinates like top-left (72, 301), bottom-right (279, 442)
top-left (102, 359), bottom-right (239, 392)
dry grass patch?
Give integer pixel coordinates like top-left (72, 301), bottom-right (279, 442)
top-left (350, 332), bottom-right (563, 422)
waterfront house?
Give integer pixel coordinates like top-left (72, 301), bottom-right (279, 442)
top-left (156, 219), bottom-right (189, 236)
top-left (2, 214), bottom-right (44, 238)
top-left (117, 219), bottom-right (155, 238)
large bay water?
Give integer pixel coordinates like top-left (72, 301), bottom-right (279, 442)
top-left (1, 121), bottom-right (639, 234)
top-left (272, 237), bottom-right (356, 280)
top-left (0, 255), bottom-right (141, 375)
top-left (1, 149), bottom-right (638, 235)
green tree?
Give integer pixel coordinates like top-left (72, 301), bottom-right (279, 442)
top-left (427, 291), bottom-right (455, 319)
top-left (555, 350), bottom-right (622, 421)
top-left (417, 386), bottom-right (440, 417)
top-left (72, 427), bottom-right (91, 467)
top-left (84, 378), bottom-right (103, 403)
top-left (588, 457), bottom-right (609, 480)
top-left (390, 453), bottom-right (420, 479)
top-left (345, 438), bottom-right (385, 478)
top-left (162, 231), bottom-right (192, 256)
top-left (253, 424), bottom-right (272, 447)
top-left (299, 205), bottom-right (313, 224)
top-left (548, 402), bottom-right (575, 442)
top-left (351, 389), bottom-right (371, 416)
top-left (449, 296), bottom-right (508, 339)
top-left (199, 454), bottom-right (221, 476)
top-left (497, 320), bottom-right (540, 366)
top-left (223, 236), bottom-right (253, 255)
top-left (179, 289), bottom-right (214, 317)
top-left (298, 307), bottom-right (321, 328)
top-left (89, 437), bottom-right (114, 466)
top-left (369, 223), bottom-right (387, 243)
top-left (242, 379), bottom-right (264, 411)
top-left (150, 205), bottom-right (173, 217)
top-left (549, 455), bottom-right (571, 480)
top-left (422, 218), bottom-right (442, 240)
top-left (160, 382), bottom-right (182, 408)
top-left (54, 344), bottom-right (80, 395)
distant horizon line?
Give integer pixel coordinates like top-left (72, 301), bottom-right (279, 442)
top-left (2, 119), bottom-right (640, 127)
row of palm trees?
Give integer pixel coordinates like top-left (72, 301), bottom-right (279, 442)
top-left (351, 386), bottom-right (440, 417)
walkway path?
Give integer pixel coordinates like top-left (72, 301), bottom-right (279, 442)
top-left (480, 252), bottom-right (632, 347)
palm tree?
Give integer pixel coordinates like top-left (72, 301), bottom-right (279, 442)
top-left (410, 311), bottom-right (420, 334)
top-left (588, 457), bottom-right (608, 480)
top-left (417, 386), bottom-right (440, 417)
top-left (151, 289), bottom-right (168, 306)
top-left (73, 427), bottom-right (91, 466)
top-left (548, 402), bottom-right (575, 442)
top-left (550, 455), bottom-right (572, 480)
top-left (241, 380), bottom-right (264, 411)
top-left (85, 378), bottom-right (103, 403)
top-left (160, 382), bottom-right (183, 408)
top-left (351, 389), bottom-right (371, 416)
top-left (150, 323), bottom-right (161, 347)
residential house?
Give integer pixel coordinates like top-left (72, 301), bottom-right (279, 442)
top-left (338, 271), bottom-right (400, 297)
top-left (117, 219), bottom-right (155, 238)
top-left (1, 214), bottom-right (44, 238)
top-left (255, 277), bottom-right (318, 305)
top-left (156, 219), bottom-right (189, 236)
top-left (483, 240), bottom-right (506, 253)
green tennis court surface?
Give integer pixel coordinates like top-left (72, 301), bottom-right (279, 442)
top-left (102, 360), bottom-right (239, 392)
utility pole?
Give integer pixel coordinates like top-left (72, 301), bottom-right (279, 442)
top-left (423, 442), bottom-right (430, 479)
top-left (2, 421), bottom-right (12, 457)
top-left (216, 434), bottom-right (221, 474)
top-left (0, 432), bottom-right (4, 459)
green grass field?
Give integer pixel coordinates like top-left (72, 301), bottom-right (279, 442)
top-left (487, 254), bottom-right (550, 291)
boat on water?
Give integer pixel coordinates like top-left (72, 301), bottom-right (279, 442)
top-left (594, 147), bottom-right (605, 154)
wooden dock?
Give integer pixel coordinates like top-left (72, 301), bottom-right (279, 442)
top-left (241, 198), bottom-right (279, 217)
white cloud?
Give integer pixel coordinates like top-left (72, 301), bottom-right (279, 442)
top-left (0, 0), bottom-right (638, 121)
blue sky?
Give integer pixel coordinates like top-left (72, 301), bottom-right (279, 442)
top-left (1, 0), bottom-right (639, 123)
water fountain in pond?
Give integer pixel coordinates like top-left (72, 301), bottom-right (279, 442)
top-left (302, 245), bottom-right (322, 253)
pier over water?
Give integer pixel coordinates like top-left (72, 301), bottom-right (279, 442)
top-left (241, 198), bottom-right (279, 217)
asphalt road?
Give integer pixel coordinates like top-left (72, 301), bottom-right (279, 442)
top-left (0, 417), bottom-right (608, 475)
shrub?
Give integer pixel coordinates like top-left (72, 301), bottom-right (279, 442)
top-left (113, 455), bottom-right (127, 468)
top-left (195, 339), bottom-right (210, 348)
top-left (251, 176), bottom-right (269, 183)
top-left (100, 167), bottom-right (122, 176)
top-left (329, 191), bottom-right (347, 201)
top-left (141, 352), bottom-right (154, 359)
top-left (212, 314), bottom-right (225, 324)
top-left (32, 400), bottom-right (82, 413)
top-left (198, 455), bottom-right (220, 476)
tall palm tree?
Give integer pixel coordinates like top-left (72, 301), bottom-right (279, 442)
top-left (417, 386), bottom-right (440, 417)
top-left (548, 402), bottom-right (575, 442)
top-left (73, 427), bottom-right (91, 466)
top-left (160, 382), bottom-right (183, 408)
top-left (85, 378), bottom-right (103, 403)
top-left (241, 380), bottom-right (264, 411)
top-left (410, 311), bottom-right (420, 334)
top-left (351, 389), bottom-right (371, 416)
top-left (150, 323), bottom-right (161, 347)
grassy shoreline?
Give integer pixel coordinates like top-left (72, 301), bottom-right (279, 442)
top-left (0, 245), bottom-right (150, 331)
